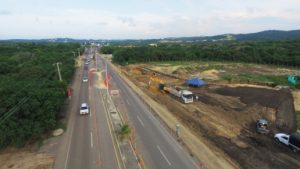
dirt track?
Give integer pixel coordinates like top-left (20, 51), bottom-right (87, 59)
top-left (123, 64), bottom-right (300, 169)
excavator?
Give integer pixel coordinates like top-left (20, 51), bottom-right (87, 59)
top-left (148, 73), bottom-right (164, 92)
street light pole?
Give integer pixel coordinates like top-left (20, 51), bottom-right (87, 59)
top-left (106, 61), bottom-right (109, 95)
top-left (96, 53), bottom-right (98, 71)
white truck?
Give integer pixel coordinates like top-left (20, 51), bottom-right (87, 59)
top-left (274, 133), bottom-right (300, 152)
top-left (165, 87), bottom-right (193, 103)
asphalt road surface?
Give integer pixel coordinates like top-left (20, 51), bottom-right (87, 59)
top-left (98, 54), bottom-right (200, 169)
top-left (54, 48), bottom-right (121, 169)
top-left (54, 47), bottom-right (200, 169)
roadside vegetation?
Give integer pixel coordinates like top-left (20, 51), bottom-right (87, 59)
top-left (102, 40), bottom-right (300, 67)
top-left (222, 74), bottom-right (289, 87)
top-left (0, 43), bottom-right (82, 149)
top-left (117, 124), bottom-right (131, 141)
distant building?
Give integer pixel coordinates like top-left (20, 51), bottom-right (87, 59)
top-left (149, 43), bottom-right (157, 47)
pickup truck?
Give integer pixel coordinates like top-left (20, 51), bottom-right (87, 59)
top-left (274, 133), bottom-right (300, 152)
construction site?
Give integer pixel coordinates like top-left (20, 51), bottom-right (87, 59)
top-left (119, 62), bottom-right (300, 169)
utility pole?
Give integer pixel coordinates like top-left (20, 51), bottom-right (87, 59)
top-left (96, 54), bottom-right (98, 71)
top-left (77, 48), bottom-right (80, 57)
top-left (53, 62), bottom-right (62, 81)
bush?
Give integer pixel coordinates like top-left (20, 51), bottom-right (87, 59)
top-left (117, 124), bottom-right (131, 141)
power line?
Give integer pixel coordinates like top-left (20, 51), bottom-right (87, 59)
top-left (0, 98), bottom-right (29, 125)
top-left (0, 70), bottom-right (57, 122)
top-left (0, 69), bottom-right (56, 109)
top-left (0, 84), bottom-right (31, 109)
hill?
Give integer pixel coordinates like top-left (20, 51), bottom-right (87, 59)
top-left (164, 30), bottom-right (300, 42)
top-left (1, 30), bottom-right (300, 44)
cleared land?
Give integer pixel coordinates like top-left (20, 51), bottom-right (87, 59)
top-left (121, 62), bottom-right (300, 169)
top-left (0, 148), bottom-right (53, 169)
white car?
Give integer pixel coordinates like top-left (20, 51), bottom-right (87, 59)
top-left (80, 103), bottom-right (89, 115)
top-left (274, 133), bottom-right (290, 145)
top-left (83, 77), bottom-right (88, 82)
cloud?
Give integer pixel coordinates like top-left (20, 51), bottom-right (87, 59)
top-left (0, 10), bottom-right (11, 15)
top-left (97, 22), bottom-right (108, 26)
top-left (117, 17), bottom-right (136, 27)
top-left (1, 0), bottom-right (300, 39)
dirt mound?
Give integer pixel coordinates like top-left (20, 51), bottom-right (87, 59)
top-left (215, 87), bottom-right (296, 132)
top-left (198, 69), bottom-right (220, 80)
top-left (150, 65), bottom-right (182, 75)
top-left (171, 67), bottom-right (189, 79)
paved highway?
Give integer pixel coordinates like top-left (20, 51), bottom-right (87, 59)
top-left (54, 48), bottom-right (121, 169)
top-left (98, 54), bottom-right (200, 169)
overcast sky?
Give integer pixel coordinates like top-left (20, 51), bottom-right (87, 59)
top-left (0, 0), bottom-right (299, 39)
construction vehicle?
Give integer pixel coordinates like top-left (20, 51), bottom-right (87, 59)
top-left (288, 75), bottom-right (300, 85)
top-left (148, 73), bottom-right (164, 93)
top-left (149, 75), bottom-right (163, 86)
top-left (256, 118), bottom-right (270, 134)
top-left (163, 86), bottom-right (193, 103)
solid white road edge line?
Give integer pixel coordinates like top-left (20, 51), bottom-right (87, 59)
top-left (157, 145), bottom-right (172, 166)
top-left (125, 99), bottom-right (130, 105)
top-left (137, 116), bottom-right (145, 127)
top-left (90, 132), bottom-right (93, 148)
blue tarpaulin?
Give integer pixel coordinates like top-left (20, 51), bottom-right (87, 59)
top-left (186, 77), bottom-right (206, 87)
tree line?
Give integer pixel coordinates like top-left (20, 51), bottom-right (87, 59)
top-left (101, 40), bottom-right (300, 67)
top-left (0, 43), bottom-right (82, 149)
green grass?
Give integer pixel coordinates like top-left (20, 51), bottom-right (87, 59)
top-left (150, 60), bottom-right (261, 71)
top-left (222, 74), bottom-right (289, 87)
top-left (151, 61), bottom-right (195, 66)
top-left (198, 64), bottom-right (226, 71)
